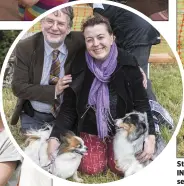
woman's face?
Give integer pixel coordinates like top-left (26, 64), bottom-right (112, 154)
top-left (84, 24), bottom-right (114, 61)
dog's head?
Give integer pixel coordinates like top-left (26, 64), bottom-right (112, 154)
top-left (58, 131), bottom-right (88, 156)
top-left (115, 111), bottom-right (148, 141)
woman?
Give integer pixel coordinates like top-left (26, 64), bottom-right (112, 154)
top-left (48, 15), bottom-right (156, 175)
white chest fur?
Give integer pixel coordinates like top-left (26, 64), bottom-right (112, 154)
top-left (113, 130), bottom-right (143, 177)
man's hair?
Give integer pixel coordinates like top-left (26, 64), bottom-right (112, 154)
top-left (81, 14), bottom-right (113, 34)
top-left (49, 7), bottom-right (74, 28)
top-left (60, 7), bottom-right (74, 28)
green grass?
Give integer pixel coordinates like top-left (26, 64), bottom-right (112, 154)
top-left (177, 0), bottom-right (184, 64)
top-left (2, 63), bottom-right (183, 183)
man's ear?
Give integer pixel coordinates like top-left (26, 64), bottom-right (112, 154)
top-left (67, 27), bottom-right (71, 35)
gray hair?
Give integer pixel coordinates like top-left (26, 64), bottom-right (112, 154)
top-left (53, 7), bottom-right (74, 28)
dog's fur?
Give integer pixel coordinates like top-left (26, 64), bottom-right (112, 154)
top-left (113, 111), bottom-right (148, 177)
top-left (22, 126), bottom-right (87, 182)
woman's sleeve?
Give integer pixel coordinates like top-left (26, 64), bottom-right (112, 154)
top-left (50, 87), bottom-right (78, 140)
top-left (125, 64), bottom-right (155, 135)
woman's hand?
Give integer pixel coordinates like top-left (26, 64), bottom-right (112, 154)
top-left (136, 135), bottom-right (156, 163)
top-left (47, 138), bottom-right (60, 160)
top-left (18, 0), bottom-right (39, 7)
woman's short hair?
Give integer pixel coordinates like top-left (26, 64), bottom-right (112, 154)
top-left (81, 14), bottom-right (113, 34)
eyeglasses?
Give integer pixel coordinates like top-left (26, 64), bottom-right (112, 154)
top-left (44, 18), bottom-right (67, 29)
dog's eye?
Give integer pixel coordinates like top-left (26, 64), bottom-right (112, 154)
top-left (77, 144), bottom-right (82, 148)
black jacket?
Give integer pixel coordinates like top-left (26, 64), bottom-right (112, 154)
top-left (94, 4), bottom-right (160, 50)
top-left (50, 48), bottom-right (155, 139)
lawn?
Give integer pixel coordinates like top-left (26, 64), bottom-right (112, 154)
top-left (2, 63), bottom-right (182, 183)
top-left (177, 0), bottom-right (184, 64)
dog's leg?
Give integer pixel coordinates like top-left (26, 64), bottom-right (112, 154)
top-left (125, 161), bottom-right (143, 177)
top-left (72, 171), bottom-right (83, 183)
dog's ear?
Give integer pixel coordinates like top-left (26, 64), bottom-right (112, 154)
top-left (65, 131), bottom-right (75, 138)
top-left (59, 134), bottom-right (68, 145)
top-left (59, 131), bottom-right (75, 143)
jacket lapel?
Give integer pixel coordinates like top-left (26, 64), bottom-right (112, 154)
top-left (64, 34), bottom-right (73, 74)
top-left (33, 33), bottom-right (44, 84)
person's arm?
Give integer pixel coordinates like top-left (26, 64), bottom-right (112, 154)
top-left (0, 162), bottom-right (17, 186)
top-left (12, 42), bottom-right (55, 105)
top-left (18, 0), bottom-right (39, 7)
top-left (124, 63), bottom-right (155, 162)
top-left (48, 87), bottom-right (78, 159)
top-left (125, 65), bottom-right (155, 135)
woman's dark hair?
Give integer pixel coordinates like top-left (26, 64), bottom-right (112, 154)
top-left (81, 14), bottom-right (113, 34)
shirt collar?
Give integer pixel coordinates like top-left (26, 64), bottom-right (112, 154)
top-left (93, 3), bottom-right (104, 9)
top-left (44, 39), bottom-right (67, 56)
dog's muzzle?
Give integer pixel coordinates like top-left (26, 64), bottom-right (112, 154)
top-left (73, 146), bottom-right (88, 156)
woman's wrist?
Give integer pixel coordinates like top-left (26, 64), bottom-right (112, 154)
top-left (49, 137), bottom-right (60, 143)
top-left (147, 135), bottom-right (156, 143)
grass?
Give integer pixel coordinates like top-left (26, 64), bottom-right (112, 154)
top-left (177, 0), bottom-right (184, 63)
top-left (177, 0), bottom-right (184, 157)
top-left (2, 63), bottom-right (182, 183)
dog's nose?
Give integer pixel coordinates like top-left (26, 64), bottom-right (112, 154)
top-left (85, 147), bottom-right (88, 151)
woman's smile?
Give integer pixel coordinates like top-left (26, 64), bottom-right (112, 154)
top-left (84, 24), bottom-right (114, 61)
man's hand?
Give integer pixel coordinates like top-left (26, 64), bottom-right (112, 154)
top-left (136, 135), bottom-right (155, 163)
top-left (55, 74), bottom-right (72, 96)
top-left (139, 67), bottom-right (147, 89)
top-left (18, 0), bottom-right (39, 7)
top-left (47, 138), bottom-right (60, 160)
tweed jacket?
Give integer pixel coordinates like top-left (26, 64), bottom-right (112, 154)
top-left (50, 47), bottom-right (155, 139)
top-left (11, 32), bottom-right (85, 125)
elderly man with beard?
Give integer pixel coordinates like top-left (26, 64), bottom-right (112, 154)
top-left (11, 7), bottom-right (84, 133)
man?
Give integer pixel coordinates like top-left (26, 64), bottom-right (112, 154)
top-left (0, 115), bottom-right (22, 186)
top-left (11, 7), bottom-right (85, 133)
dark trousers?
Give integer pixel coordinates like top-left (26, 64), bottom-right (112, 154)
top-left (127, 45), bottom-right (157, 101)
top-left (20, 111), bottom-right (55, 132)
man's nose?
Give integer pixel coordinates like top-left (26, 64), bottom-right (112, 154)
top-left (52, 22), bottom-right (59, 30)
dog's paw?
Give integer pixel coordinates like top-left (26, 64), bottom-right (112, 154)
top-left (72, 172), bottom-right (84, 183)
top-left (74, 177), bottom-right (84, 183)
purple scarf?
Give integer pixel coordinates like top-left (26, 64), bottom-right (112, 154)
top-left (85, 42), bottom-right (118, 138)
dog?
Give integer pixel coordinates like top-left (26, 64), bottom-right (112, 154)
top-left (22, 125), bottom-right (87, 182)
top-left (113, 111), bottom-right (148, 177)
